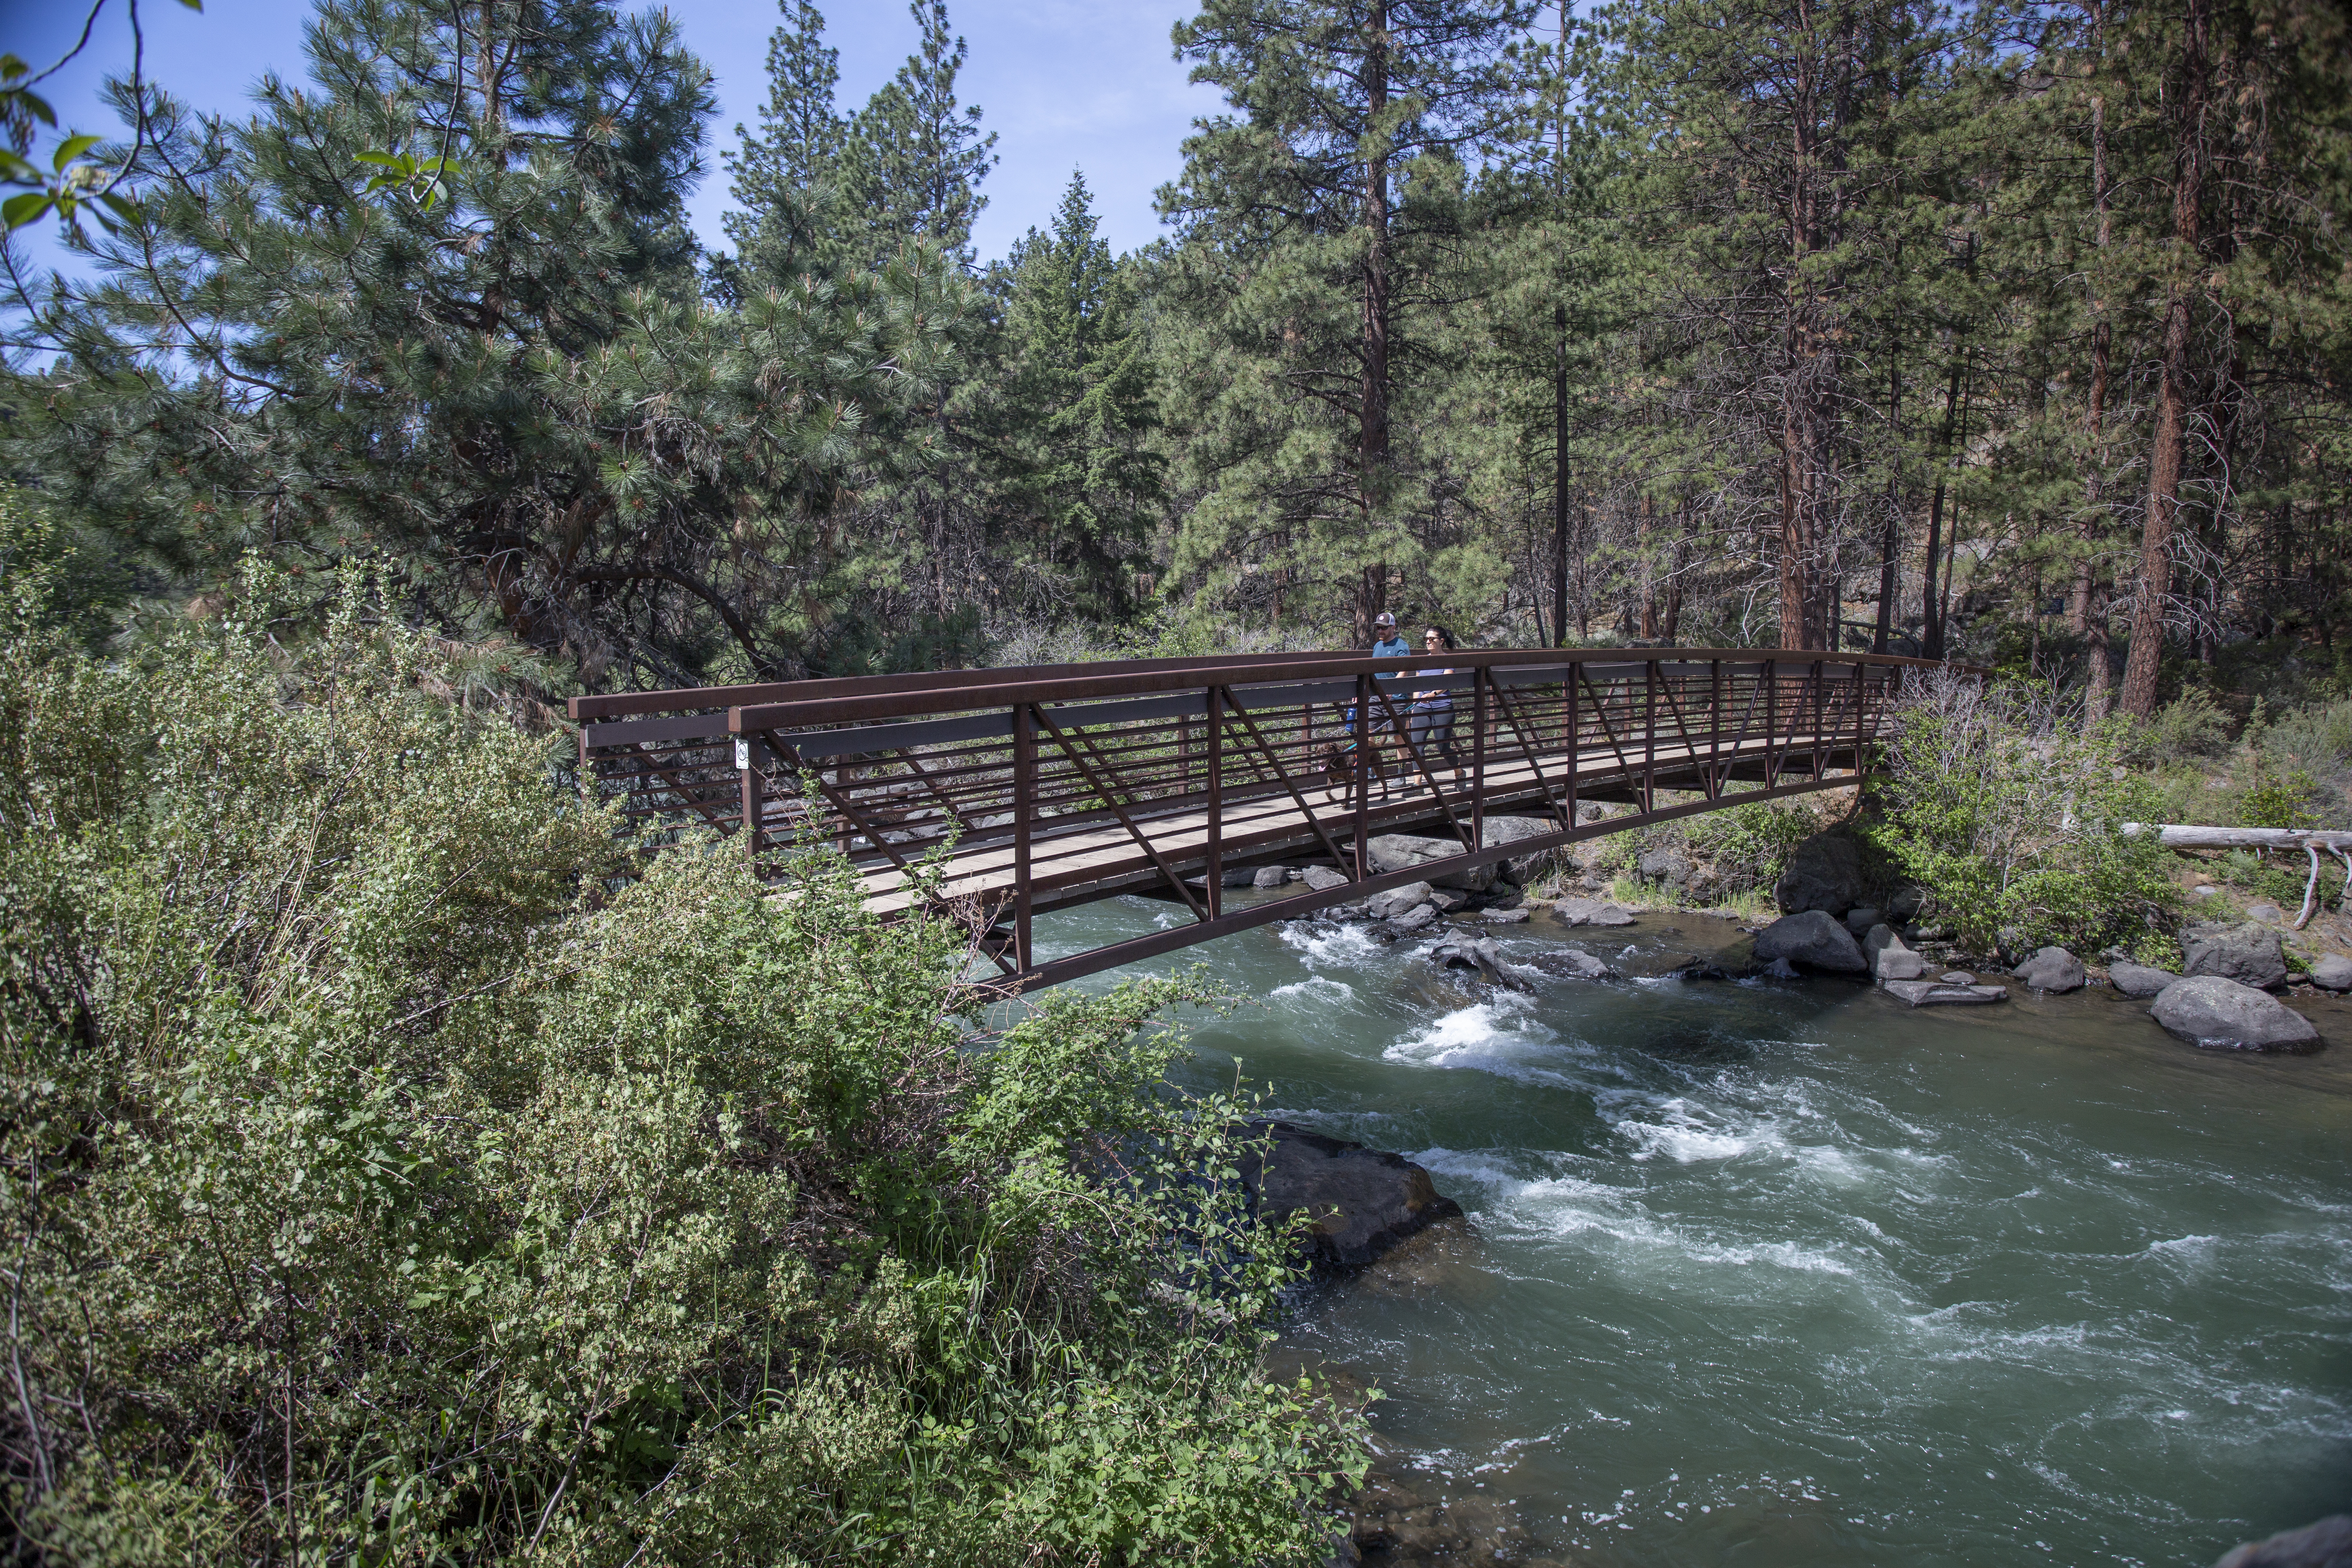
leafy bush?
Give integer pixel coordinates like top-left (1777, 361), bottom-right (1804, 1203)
top-left (1868, 672), bottom-right (2181, 959)
top-left (0, 562), bottom-right (1362, 1564)
top-left (2131, 688), bottom-right (2233, 765)
top-left (2238, 765), bottom-right (2327, 830)
top-left (1685, 799), bottom-right (1821, 893)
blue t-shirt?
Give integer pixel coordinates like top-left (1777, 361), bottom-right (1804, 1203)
top-left (1371, 635), bottom-right (1411, 666)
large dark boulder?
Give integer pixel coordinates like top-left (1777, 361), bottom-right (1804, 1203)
top-left (1367, 833), bottom-right (1497, 892)
top-left (2013, 946), bottom-right (2088, 993)
top-left (1237, 1122), bottom-right (1464, 1270)
top-left (2152, 976), bottom-right (2321, 1052)
top-left (1774, 829), bottom-right (1868, 916)
top-left (1753, 909), bottom-right (1869, 973)
top-left (1427, 932), bottom-right (1528, 990)
top-left (1479, 815), bottom-right (1565, 885)
top-left (2109, 961), bottom-right (2179, 998)
top-left (1530, 945), bottom-right (1617, 980)
top-left (2214, 1515), bottom-right (2352, 1568)
top-left (1365, 881), bottom-right (1434, 921)
top-left (2181, 921), bottom-right (2290, 991)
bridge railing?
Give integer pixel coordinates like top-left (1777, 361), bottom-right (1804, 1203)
top-left (570, 648), bottom-right (1968, 978)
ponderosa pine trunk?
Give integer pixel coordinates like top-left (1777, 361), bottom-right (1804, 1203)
top-left (2071, 0), bottom-right (2115, 720)
top-left (1357, 0), bottom-right (1392, 643)
top-left (2120, 0), bottom-right (2209, 717)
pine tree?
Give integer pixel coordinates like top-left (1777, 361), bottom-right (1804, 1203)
top-left (1160, 0), bottom-right (1530, 640)
top-left (719, 0), bottom-right (850, 291)
top-left (991, 171), bottom-right (1163, 615)
top-left (840, 0), bottom-right (998, 267)
top-left (4, 0), bottom-right (970, 688)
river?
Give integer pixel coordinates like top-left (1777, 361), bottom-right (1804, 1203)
top-left (1033, 890), bottom-right (2352, 1568)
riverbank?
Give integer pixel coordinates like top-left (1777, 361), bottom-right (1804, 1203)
top-left (1042, 886), bottom-right (2352, 1568)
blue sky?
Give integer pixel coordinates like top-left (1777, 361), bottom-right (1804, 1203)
top-left (6, 0), bottom-right (1217, 269)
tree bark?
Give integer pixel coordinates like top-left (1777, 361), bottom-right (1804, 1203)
top-left (2119, 0), bottom-right (2209, 717)
top-left (1357, 0), bottom-right (1391, 643)
top-left (2071, 0), bottom-right (2115, 721)
top-left (1553, 303), bottom-right (1570, 647)
top-left (1921, 356), bottom-right (1965, 657)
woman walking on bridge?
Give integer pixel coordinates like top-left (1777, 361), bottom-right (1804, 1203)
top-left (1410, 626), bottom-right (1464, 785)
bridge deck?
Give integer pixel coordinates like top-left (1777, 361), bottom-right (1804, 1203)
top-left (570, 647), bottom-right (1958, 987)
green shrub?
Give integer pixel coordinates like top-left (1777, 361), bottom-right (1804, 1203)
top-left (0, 563), bottom-right (1362, 1565)
top-left (2239, 765), bottom-right (2327, 830)
top-left (1685, 799), bottom-right (1820, 893)
top-left (1868, 673), bottom-right (2181, 957)
top-left (2132, 689), bottom-right (2233, 765)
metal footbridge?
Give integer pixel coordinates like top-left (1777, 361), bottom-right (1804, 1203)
top-left (570, 648), bottom-right (1955, 988)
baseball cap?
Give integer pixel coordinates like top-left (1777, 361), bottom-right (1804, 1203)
top-left (1373, 611), bottom-right (1396, 627)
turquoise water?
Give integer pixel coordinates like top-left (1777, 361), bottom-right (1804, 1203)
top-left (1037, 893), bottom-right (2352, 1567)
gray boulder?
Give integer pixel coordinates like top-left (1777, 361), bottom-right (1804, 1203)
top-left (2182, 921), bottom-right (2290, 991)
top-left (2309, 954), bottom-right (2352, 993)
top-left (2109, 961), bottom-right (2180, 998)
top-left (1480, 907), bottom-right (1531, 924)
top-left (1301, 864), bottom-right (1351, 893)
top-left (1774, 830), bottom-right (1868, 916)
top-left (1550, 897), bottom-right (1636, 929)
top-left (2013, 946), bottom-right (2088, 993)
top-left (1366, 833), bottom-right (1497, 892)
top-left (1939, 971), bottom-right (1978, 985)
top-left (1220, 866), bottom-right (1261, 887)
top-left (2152, 975), bottom-right (2321, 1052)
top-left (2247, 902), bottom-right (2287, 925)
top-left (1479, 815), bottom-right (1566, 885)
top-left (1429, 933), bottom-right (1527, 990)
top-left (1638, 847), bottom-right (1692, 887)
top-left (1888, 885), bottom-right (1927, 921)
top-left (1387, 902), bottom-right (1440, 933)
top-left (1753, 909), bottom-right (1869, 974)
top-left (1366, 882), bottom-right (1434, 921)
top-left (1236, 1122), bottom-right (1465, 1271)
top-left (1844, 906), bottom-right (1884, 938)
top-left (2213, 1514), bottom-right (2352, 1568)
top-left (1531, 945), bottom-right (1616, 980)
top-left (1252, 864), bottom-right (1290, 889)
top-left (1429, 887), bottom-right (1470, 913)
top-left (1883, 980), bottom-right (2009, 1007)
top-left (1863, 924), bottom-right (1927, 981)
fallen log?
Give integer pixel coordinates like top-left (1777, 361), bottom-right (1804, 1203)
top-left (2121, 823), bottom-right (2352, 929)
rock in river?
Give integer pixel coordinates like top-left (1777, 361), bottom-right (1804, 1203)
top-left (2109, 960), bottom-right (2180, 998)
top-left (2309, 954), bottom-right (2352, 993)
top-left (1366, 881), bottom-right (1433, 921)
top-left (1529, 945), bottom-right (1617, 980)
top-left (2013, 946), bottom-right (2088, 993)
top-left (1882, 979), bottom-right (2009, 1007)
top-left (1753, 909), bottom-right (1869, 973)
top-left (1237, 1121), bottom-right (1464, 1270)
top-left (1550, 896), bottom-right (1635, 929)
top-left (2212, 1513), bottom-right (2352, 1568)
top-left (2181, 920), bottom-right (2290, 991)
top-left (2151, 975), bottom-right (2321, 1052)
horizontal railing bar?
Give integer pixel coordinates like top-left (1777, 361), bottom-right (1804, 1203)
top-left (726, 649), bottom-right (1971, 732)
